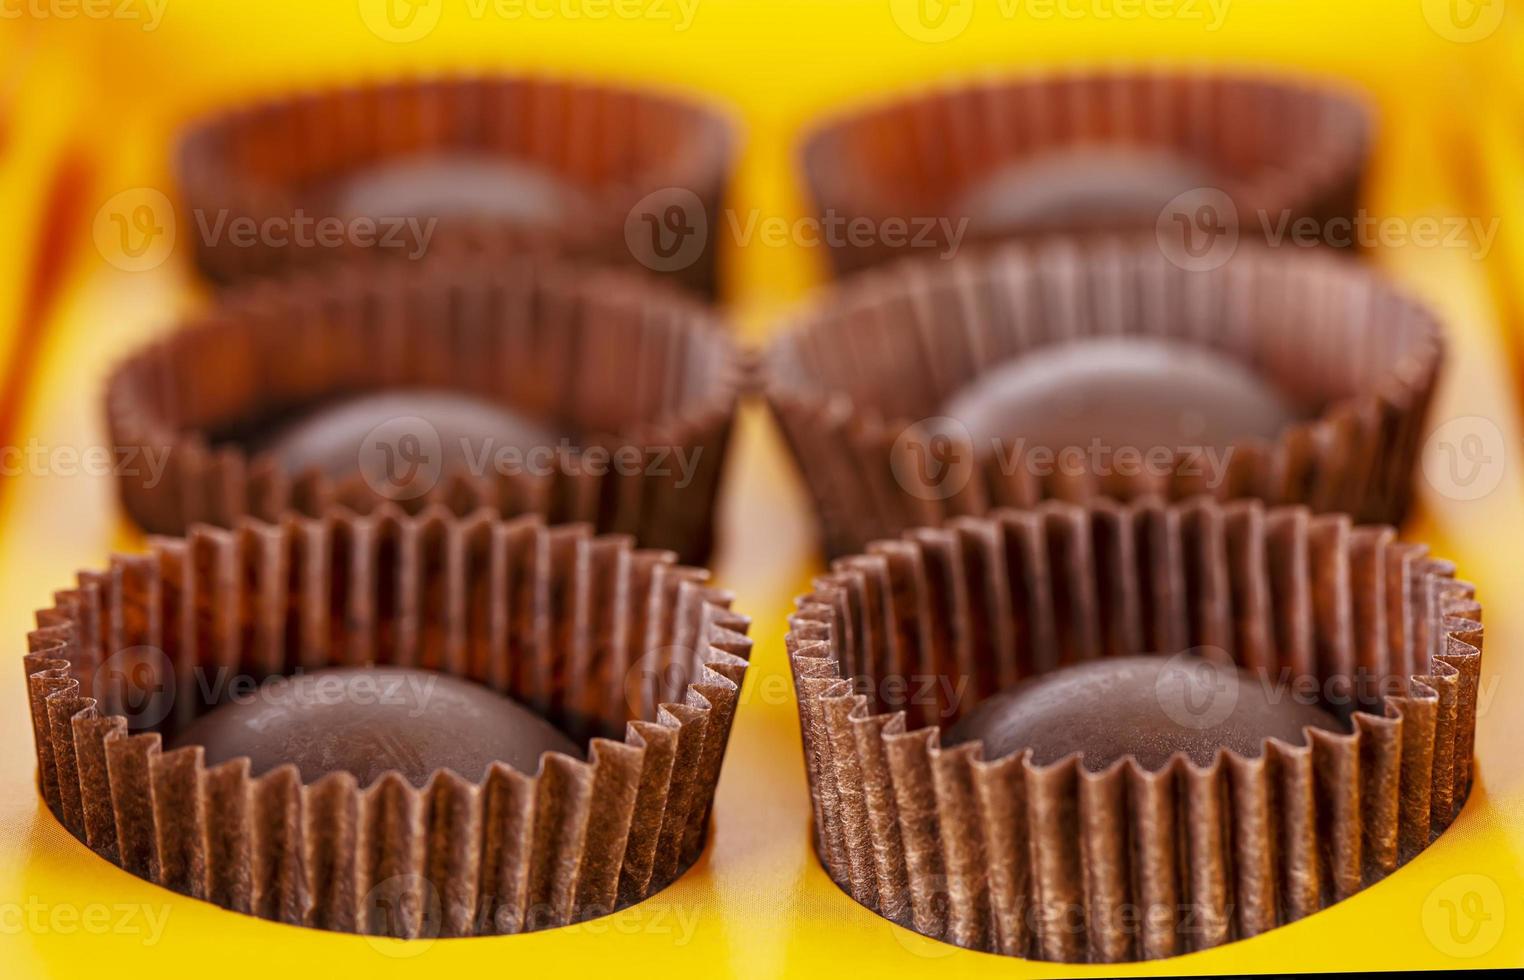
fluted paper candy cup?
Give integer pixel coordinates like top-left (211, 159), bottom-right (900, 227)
top-left (787, 497), bottom-right (1480, 962)
top-left (765, 238), bottom-right (1443, 558)
top-left (25, 506), bottom-right (751, 937)
top-left (106, 254), bottom-right (742, 565)
top-left (177, 75), bottom-right (737, 296)
top-left (801, 70), bottom-right (1371, 277)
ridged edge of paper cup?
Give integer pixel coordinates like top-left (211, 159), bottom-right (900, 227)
top-left (106, 254), bottom-right (742, 565)
top-left (787, 496), bottom-right (1479, 962)
top-left (25, 505), bottom-right (752, 937)
top-left (176, 74), bottom-right (738, 296)
top-left (765, 238), bottom-right (1443, 558)
top-left (801, 69), bottom-right (1371, 276)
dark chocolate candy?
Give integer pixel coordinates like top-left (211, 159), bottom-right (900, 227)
top-left (248, 389), bottom-right (562, 482)
top-left (952, 148), bottom-right (1215, 233)
top-left (941, 336), bottom-right (1297, 458)
top-left (169, 666), bottom-right (581, 786)
top-left (334, 152), bottom-right (584, 225)
top-left (946, 654), bottom-right (1341, 771)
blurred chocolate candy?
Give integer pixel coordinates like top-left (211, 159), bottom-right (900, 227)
top-left (953, 148), bottom-right (1214, 233)
top-left (333, 153), bottom-right (585, 226)
top-left (244, 389), bottom-right (562, 485)
top-left (941, 337), bottom-right (1297, 458)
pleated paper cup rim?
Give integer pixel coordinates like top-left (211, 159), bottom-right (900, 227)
top-left (25, 505), bottom-right (753, 937)
top-left (175, 74), bottom-right (739, 290)
top-left (799, 68), bottom-right (1372, 275)
top-left (104, 252), bottom-right (744, 564)
top-left (787, 495), bottom-right (1481, 962)
top-left (763, 237), bottom-right (1445, 557)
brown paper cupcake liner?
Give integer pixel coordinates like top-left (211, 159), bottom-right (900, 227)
top-left (106, 254), bottom-right (741, 565)
top-left (25, 505), bottom-right (752, 937)
top-left (765, 239), bottom-right (1444, 558)
top-left (176, 75), bottom-right (736, 296)
top-left (802, 70), bottom-right (1371, 277)
top-left (787, 496), bottom-right (1480, 962)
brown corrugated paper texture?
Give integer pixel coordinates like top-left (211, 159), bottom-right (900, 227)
top-left (25, 506), bottom-right (752, 937)
top-left (766, 239), bottom-right (1443, 558)
top-left (802, 70), bottom-right (1370, 277)
top-left (106, 255), bottom-right (741, 565)
top-left (177, 75), bottom-right (736, 296)
top-left (787, 497), bottom-right (1480, 962)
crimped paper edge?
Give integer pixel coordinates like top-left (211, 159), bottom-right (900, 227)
top-left (175, 73), bottom-right (738, 294)
top-left (763, 238), bottom-right (1445, 558)
top-left (785, 496), bottom-right (1480, 962)
top-left (24, 505), bottom-right (754, 937)
top-left (800, 68), bottom-right (1372, 277)
top-left (104, 255), bottom-right (744, 565)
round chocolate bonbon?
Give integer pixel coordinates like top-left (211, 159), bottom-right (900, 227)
top-left (245, 389), bottom-right (563, 484)
top-left (333, 154), bottom-right (584, 226)
top-left (946, 654), bottom-right (1341, 771)
top-left (940, 337), bottom-right (1298, 461)
top-left (952, 148), bottom-right (1214, 233)
top-left (169, 666), bottom-right (581, 787)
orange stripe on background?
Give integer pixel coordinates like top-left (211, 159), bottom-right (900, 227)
top-left (0, 150), bottom-right (93, 484)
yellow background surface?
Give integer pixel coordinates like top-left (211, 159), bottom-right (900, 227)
top-left (1, 1), bottom-right (1522, 976)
